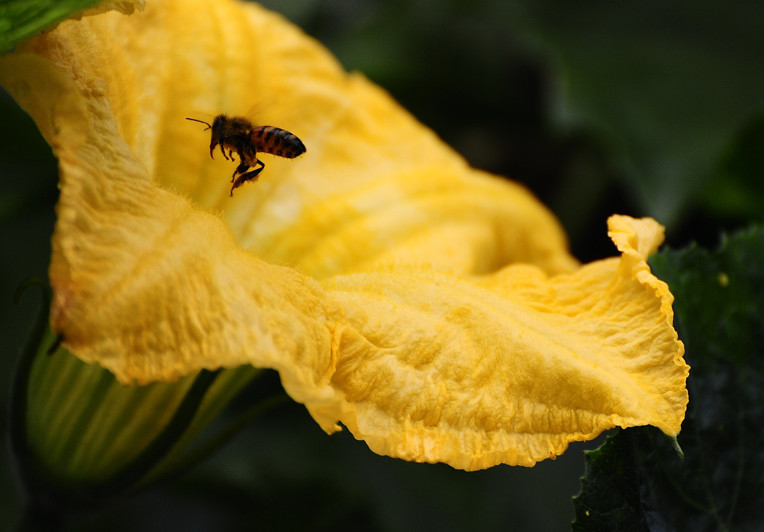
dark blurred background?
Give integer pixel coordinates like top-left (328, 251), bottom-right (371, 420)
top-left (2, 0), bottom-right (763, 530)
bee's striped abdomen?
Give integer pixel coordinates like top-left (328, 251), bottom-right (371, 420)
top-left (251, 126), bottom-right (306, 158)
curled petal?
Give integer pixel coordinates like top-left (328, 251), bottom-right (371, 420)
top-left (319, 216), bottom-right (687, 469)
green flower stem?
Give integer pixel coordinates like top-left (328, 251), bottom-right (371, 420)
top-left (10, 282), bottom-right (279, 524)
top-left (137, 365), bottom-right (269, 488)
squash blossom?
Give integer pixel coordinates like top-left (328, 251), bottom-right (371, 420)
top-left (1, 0), bottom-right (688, 471)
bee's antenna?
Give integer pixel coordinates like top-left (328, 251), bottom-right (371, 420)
top-left (186, 117), bottom-right (212, 131)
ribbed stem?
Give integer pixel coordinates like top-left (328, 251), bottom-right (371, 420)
top-left (10, 283), bottom-right (273, 512)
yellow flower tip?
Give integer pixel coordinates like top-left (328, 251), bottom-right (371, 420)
top-left (1, 0), bottom-right (688, 470)
top-left (607, 214), bottom-right (666, 259)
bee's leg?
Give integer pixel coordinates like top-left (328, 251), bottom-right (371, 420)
top-left (229, 160), bottom-right (265, 196)
top-left (232, 162), bottom-right (250, 182)
top-left (250, 159), bottom-right (265, 178)
top-left (219, 144), bottom-right (230, 160)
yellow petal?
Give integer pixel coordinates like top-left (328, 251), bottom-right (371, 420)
top-left (0, 0), bottom-right (688, 470)
top-left (10, 0), bottom-right (577, 279)
top-left (321, 216), bottom-right (687, 469)
top-left (0, 52), bottom-right (339, 408)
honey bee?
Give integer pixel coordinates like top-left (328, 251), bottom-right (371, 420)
top-left (186, 114), bottom-right (306, 196)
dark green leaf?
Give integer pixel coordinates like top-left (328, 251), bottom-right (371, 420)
top-left (703, 116), bottom-right (764, 221)
top-left (0, 0), bottom-right (102, 53)
top-left (572, 429), bottom-right (664, 532)
top-left (573, 226), bottom-right (764, 531)
top-left (510, 1), bottom-right (764, 224)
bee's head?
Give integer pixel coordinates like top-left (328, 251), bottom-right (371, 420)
top-left (185, 115), bottom-right (228, 158)
top-left (209, 114), bottom-right (229, 137)
top-left (207, 115), bottom-right (231, 157)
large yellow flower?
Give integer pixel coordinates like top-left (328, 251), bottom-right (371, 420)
top-left (0, 0), bottom-right (688, 470)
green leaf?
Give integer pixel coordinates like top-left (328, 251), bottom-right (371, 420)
top-left (0, 0), bottom-right (102, 53)
top-left (511, 1), bottom-right (764, 224)
top-left (702, 115), bottom-right (764, 221)
top-left (571, 429), bottom-right (667, 532)
top-left (572, 226), bottom-right (764, 531)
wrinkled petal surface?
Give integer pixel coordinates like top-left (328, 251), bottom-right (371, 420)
top-left (322, 215), bottom-right (686, 468)
top-left (0, 0), bottom-right (688, 469)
